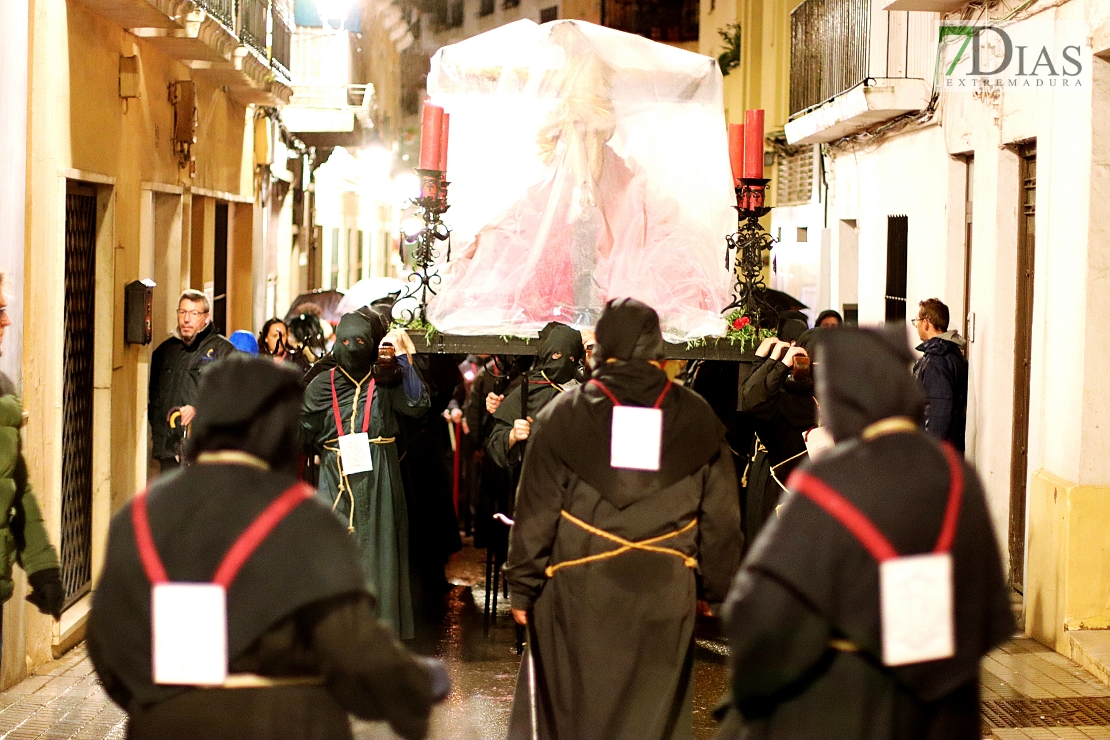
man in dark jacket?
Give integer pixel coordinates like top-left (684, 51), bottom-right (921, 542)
top-left (720, 327), bottom-right (1012, 740)
top-left (148, 289), bottom-right (234, 471)
top-left (504, 299), bottom-right (742, 740)
top-left (912, 298), bottom-right (968, 451)
top-left (90, 356), bottom-right (449, 740)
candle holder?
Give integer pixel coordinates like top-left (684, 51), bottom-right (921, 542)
top-left (722, 177), bottom-right (776, 323)
top-left (397, 169), bottom-right (451, 326)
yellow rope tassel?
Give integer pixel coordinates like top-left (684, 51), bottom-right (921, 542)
top-left (544, 511), bottom-right (699, 578)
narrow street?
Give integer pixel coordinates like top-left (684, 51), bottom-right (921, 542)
top-left (0, 545), bottom-right (1103, 740)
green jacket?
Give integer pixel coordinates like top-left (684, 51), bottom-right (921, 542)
top-left (0, 392), bottom-right (60, 603)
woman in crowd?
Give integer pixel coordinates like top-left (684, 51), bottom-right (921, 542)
top-left (258, 318), bottom-right (290, 364)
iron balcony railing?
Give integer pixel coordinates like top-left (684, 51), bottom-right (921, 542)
top-left (789, 0), bottom-right (870, 117)
top-left (195, 0), bottom-right (237, 29)
top-left (272, 1), bottom-right (293, 81)
top-left (240, 0), bottom-right (269, 56)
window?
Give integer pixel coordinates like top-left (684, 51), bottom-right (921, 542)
top-left (448, 0), bottom-right (464, 27)
top-left (540, 5), bottom-right (557, 22)
top-left (504, 0), bottom-right (520, 8)
top-left (480, 0), bottom-right (494, 16)
top-left (330, 228), bottom-right (340, 289)
top-left (842, 303), bottom-right (858, 326)
top-left (354, 231), bottom-right (365, 283)
top-left (796, 227), bottom-right (808, 242)
top-left (884, 215), bottom-right (908, 323)
top-left (776, 147), bottom-right (815, 206)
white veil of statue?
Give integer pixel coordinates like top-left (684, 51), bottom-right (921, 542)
top-left (424, 19), bottom-right (734, 342)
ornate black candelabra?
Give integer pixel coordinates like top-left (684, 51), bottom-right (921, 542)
top-left (397, 168), bottom-right (451, 325)
top-left (723, 177), bottom-right (775, 322)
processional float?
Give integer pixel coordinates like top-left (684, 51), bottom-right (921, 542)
top-left (395, 19), bottom-right (779, 359)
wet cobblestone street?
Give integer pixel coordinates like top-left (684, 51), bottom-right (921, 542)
top-left (0, 545), bottom-right (1105, 739)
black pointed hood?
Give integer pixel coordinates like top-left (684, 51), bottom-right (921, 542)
top-left (814, 327), bottom-right (925, 442)
top-left (332, 310), bottom-right (387, 380)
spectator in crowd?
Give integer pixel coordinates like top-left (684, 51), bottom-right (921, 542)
top-left (90, 356), bottom-right (448, 740)
top-left (148, 290), bottom-right (234, 472)
top-left (0, 275), bottom-right (64, 620)
top-left (815, 309), bottom-right (843, 329)
top-left (719, 327), bottom-right (1011, 739)
top-left (912, 298), bottom-right (969, 451)
top-left (258, 318), bottom-right (290, 364)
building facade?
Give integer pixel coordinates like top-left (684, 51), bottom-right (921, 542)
top-left (773, 0), bottom-right (1110, 668)
top-left (2, 0), bottom-right (293, 687)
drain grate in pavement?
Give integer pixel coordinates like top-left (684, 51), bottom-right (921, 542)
top-left (982, 698), bottom-right (1110, 728)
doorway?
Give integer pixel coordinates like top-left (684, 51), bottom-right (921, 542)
top-left (1009, 142), bottom-right (1036, 592)
top-left (60, 182), bottom-right (97, 608)
top-left (212, 202), bottom-right (229, 335)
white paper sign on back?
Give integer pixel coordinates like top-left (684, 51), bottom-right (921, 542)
top-left (610, 406), bottom-right (663, 471)
top-left (880, 552), bottom-right (955, 666)
top-left (152, 582), bottom-right (228, 685)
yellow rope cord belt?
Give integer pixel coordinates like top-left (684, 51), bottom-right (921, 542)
top-left (544, 510), bottom-right (699, 578)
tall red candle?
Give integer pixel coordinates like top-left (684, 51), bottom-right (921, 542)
top-left (743, 109), bottom-right (765, 179)
top-left (419, 102), bottom-right (444, 170)
top-left (728, 123), bottom-right (745, 186)
top-left (438, 113), bottom-right (450, 174)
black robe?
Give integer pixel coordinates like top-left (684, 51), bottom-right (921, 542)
top-left (504, 363), bottom-right (743, 740)
top-left (88, 463), bottom-right (436, 740)
top-left (397, 354), bottom-right (464, 622)
top-left (464, 359), bottom-right (520, 547)
top-left (721, 328), bottom-right (1013, 740)
top-left (737, 355), bottom-right (816, 541)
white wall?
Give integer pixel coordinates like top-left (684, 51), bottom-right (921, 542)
top-left (0, 0), bottom-right (28, 387)
top-left (808, 2), bottom-right (1110, 574)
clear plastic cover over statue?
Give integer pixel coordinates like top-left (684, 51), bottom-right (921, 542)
top-left (423, 19), bottom-right (735, 342)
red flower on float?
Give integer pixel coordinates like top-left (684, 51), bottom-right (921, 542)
top-left (732, 315), bottom-right (751, 330)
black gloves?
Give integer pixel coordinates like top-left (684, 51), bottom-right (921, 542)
top-left (416, 656), bottom-right (451, 703)
top-left (27, 567), bottom-right (64, 619)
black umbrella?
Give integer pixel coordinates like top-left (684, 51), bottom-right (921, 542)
top-left (760, 289), bottom-right (807, 312)
top-left (285, 289), bottom-right (345, 325)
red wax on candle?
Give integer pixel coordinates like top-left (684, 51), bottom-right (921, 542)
top-left (728, 123), bottom-right (744, 186)
top-left (438, 113), bottom-right (450, 174)
top-left (743, 109), bottom-right (765, 179)
top-left (419, 102), bottom-right (444, 170)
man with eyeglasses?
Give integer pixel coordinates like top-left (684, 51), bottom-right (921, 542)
top-left (148, 289), bottom-right (233, 473)
top-left (912, 298), bottom-right (968, 452)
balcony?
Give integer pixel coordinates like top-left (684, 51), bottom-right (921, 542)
top-left (74, 0), bottom-right (294, 106)
top-left (784, 0), bottom-right (935, 145)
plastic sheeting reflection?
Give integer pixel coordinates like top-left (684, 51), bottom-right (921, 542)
top-left (424, 20), bottom-right (734, 342)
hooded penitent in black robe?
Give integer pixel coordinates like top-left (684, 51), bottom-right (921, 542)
top-left (737, 321), bottom-right (818, 543)
top-left (397, 353), bottom-right (464, 627)
top-left (486, 323), bottom-right (585, 473)
top-left (302, 311), bottom-right (431, 640)
top-left (465, 356), bottom-right (522, 547)
top-left (88, 357), bottom-right (440, 740)
top-left (720, 328), bottom-right (1014, 740)
top-left (505, 299), bottom-right (743, 740)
